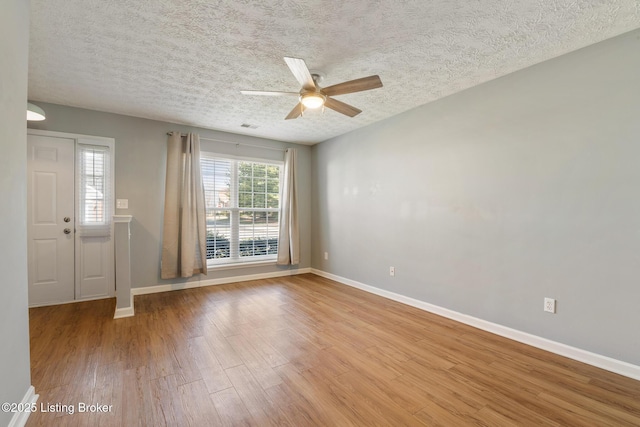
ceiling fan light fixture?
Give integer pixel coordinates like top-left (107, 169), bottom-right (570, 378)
top-left (27, 102), bottom-right (46, 121)
top-left (300, 93), bottom-right (326, 109)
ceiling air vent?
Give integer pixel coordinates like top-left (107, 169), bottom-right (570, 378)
top-left (241, 123), bottom-right (259, 129)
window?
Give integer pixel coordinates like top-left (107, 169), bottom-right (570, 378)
top-left (201, 153), bottom-right (281, 265)
top-left (77, 144), bottom-right (112, 237)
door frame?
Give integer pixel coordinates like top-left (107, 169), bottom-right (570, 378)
top-left (27, 129), bottom-right (116, 307)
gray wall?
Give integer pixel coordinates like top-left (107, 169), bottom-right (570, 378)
top-left (30, 106), bottom-right (312, 288)
top-left (312, 29), bottom-right (640, 365)
top-left (0, 0), bottom-right (32, 424)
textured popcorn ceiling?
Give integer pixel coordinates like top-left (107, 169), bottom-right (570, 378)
top-left (29, 0), bottom-right (640, 144)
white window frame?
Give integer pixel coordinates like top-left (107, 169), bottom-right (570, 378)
top-left (201, 152), bottom-right (283, 268)
top-left (76, 142), bottom-right (112, 237)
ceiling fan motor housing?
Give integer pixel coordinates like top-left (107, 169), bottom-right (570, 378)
top-left (310, 72), bottom-right (325, 86)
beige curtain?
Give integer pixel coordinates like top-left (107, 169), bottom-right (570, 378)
top-left (277, 148), bottom-right (300, 265)
top-left (161, 132), bottom-right (208, 278)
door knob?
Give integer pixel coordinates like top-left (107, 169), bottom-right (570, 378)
top-left (64, 228), bottom-right (71, 234)
top-left (64, 217), bottom-right (71, 222)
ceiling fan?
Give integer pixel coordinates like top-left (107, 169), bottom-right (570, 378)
top-left (241, 57), bottom-right (383, 120)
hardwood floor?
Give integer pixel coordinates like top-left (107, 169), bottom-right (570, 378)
top-left (28, 274), bottom-right (640, 426)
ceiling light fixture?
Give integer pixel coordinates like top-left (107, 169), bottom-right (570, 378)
top-left (27, 102), bottom-right (46, 121)
top-left (300, 92), bottom-right (326, 109)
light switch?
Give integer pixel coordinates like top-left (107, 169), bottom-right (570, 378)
top-left (116, 199), bottom-right (129, 209)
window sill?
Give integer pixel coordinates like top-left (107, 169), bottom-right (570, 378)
top-left (207, 258), bottom-right (277, 271)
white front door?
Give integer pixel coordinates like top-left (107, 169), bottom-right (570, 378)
top-left (27, 131), bottom-right (115, 307)
top-left (27, 134), bottom-right (76, 305)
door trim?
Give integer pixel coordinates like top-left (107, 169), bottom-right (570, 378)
top-left (28, 129), bottom-right (115, 145)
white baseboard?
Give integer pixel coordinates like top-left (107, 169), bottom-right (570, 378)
top-left (131, 267), bottom-right (312, 296)
top-left (113, 306), bottom-right (135, 319)
top-left (123, 267), bottom-right (310, 318)
top-left (310, 268), bottom-right (640, 381)
top-left (113, 293), bottom-right (135, 319)
top-left (29, 294), bottom-right (110, 309)
top-left (8, 385), bottom-right (38, 427)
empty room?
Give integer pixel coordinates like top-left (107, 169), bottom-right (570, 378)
top-left (2, 0), bottom-right (640, 426)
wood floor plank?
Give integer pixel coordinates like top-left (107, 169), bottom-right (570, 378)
top-left (226, 334), bottom-right (283, 389)
top-left (394, 365), bottom-right (488, 415)
top-left (122, 366), bottom-right (154, 427)
top-left (413, 399), bottom-right (488, 427)
top-left (187, 335), bottom-right (231, 394)
top-left (263, 383), bottom-right (328, 427)
top-left (241, 330), bottom-right (290, 368)
top-left (329, 370), bottom-right (429, 426)
top-left (144, 330), bottom-right (176, 381)
top-left (224, 364), bottom-right (278, 426)
top-left (201, 323), bottom-right (244, 369)
top-left (296, 367), bottom-right (381, 426)
top-left (473, 406), bottom-right (520, 427)
top-left (88, 361), bottom-right (123, 426)
top-left (210, 387), bottom-right (255, 427)
top-left (273, 363), bottom-right (356, 426)
top-left (538, 391), bottom-right (640, 427)
top-left (27, 274), bottom-right (640, 426)
top-left (448, 363), bottom-right (591, 426)
top-left (148, 374), bottom-right (184, 426)
top-left (178, 380), bottom-right (223, 426)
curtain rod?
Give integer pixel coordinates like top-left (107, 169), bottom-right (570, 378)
top-left (167, 132), bottom-right (285, 152)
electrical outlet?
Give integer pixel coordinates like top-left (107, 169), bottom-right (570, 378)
top-left (324, 252), bottom-right (328, 260)
top-left (544, 297), bottom-right (556, 313)
top-left (389, 266), bottom-right (395, 277)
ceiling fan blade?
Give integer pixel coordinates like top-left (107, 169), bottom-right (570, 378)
top-left (285, 103), bottom-right (305, 120)
top-left (284, 57), bottom-right (316, 90)
top-left (324, 97), bottom-right (362, 117)
top-left (322, 75), bottom-right (383, 97)
top-left (240, 90), bottom-right (299, 96)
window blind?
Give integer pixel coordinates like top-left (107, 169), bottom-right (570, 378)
top-left (77, 144), bottom-right (112, 237)
top-left (200, 153), bottom-right (281, 264)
